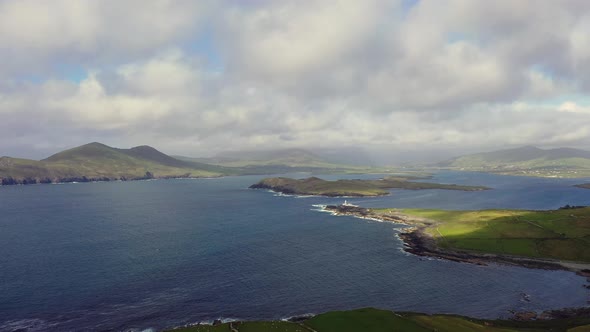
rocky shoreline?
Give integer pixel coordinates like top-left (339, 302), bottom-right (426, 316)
top-left (323, 205), bottom-right (590, 277)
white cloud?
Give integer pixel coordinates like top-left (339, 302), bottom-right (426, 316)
top-left (220, 0), bottom-right (395, 77)
top-left (2, 1), bottom-right (590, 160)
top-left (558, 101), bottom-right (590, 114)
top-left (0, 0), bottom-right (212, 75)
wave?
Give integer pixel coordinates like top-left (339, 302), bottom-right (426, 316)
top-left (310, 204), bottom-right (328, 212)
top-left (0, 318), bottom-right (55, 332)
top-left (172, 314), bottom-right (317, 331)
top-left (280, 313), bottom-right (316, 322)
top-left (173, 317), bottom-right (242, 331)
top-left (271, 191), bottom-right (315, 198)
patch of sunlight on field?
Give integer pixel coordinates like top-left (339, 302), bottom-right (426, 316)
top-left (409, 315), bottom-right (520, 332)
top-left (400, 207), bottom-right (590, 262)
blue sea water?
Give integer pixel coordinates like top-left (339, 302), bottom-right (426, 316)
top-left (0, 171), bottom-right (589, 331)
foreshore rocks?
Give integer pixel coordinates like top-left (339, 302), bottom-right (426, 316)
top-left (510, 307), bottom-right (590, 321)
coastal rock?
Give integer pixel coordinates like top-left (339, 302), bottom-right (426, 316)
top-left (513, 311), bottom-right (537, 321)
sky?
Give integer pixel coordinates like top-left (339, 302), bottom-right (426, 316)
top-left (1, 0), bottom-right (590, 162)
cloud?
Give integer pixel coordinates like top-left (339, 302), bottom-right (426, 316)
top-left (0, 0), bottom-right (212, 76)
top-left (1, 0), bottom-right (590, 161)
top-left (558, 101), bottom-right (590, 114)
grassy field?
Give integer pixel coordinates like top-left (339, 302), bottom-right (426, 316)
top-left (250, 176), bottom-right (489, 197)
top-left (167, 308), bottom-right (590, 332)
top-left (393, 207), bottom-right (590, 263)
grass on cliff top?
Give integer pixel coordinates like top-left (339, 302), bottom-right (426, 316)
top-left (393, 207), bottom-right (590, 262)
top-left (168, 308), bottom-right (590, 332)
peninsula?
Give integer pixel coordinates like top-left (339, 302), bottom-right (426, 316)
top-left (249, 176), bottom-right (489, 197)
top-left (0, 142), bottom-right (231, 185)
top-left (323, 204), bottom-right (590, 274)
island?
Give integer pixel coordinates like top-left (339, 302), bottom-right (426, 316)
top-left (575, 183), bottom-right (590, 189)
top-left (322, 204), bottom-right (590, 275)
top-left (167, 307), bottom-right (590, 331)
top-left (249, 176), bottom-right (490, 197)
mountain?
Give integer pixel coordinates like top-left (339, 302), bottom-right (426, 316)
top-left (437, 146), bottom-right (590, 177)
top-left (440, 146), bottom-right (590, 166)
top-left (175, 148), bottom-right (367, 174)
top-left (1, 143), bottom-right (372, 185)
top-left (189, 148), bottom-right (333, 166)
top-left (0, 142), bottom-right (228, 185)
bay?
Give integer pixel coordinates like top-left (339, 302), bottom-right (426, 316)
top-left (0, 171), bottom-right (588, 331)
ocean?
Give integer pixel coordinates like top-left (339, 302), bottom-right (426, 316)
top-left (0, 171), bottom-right (589, 331)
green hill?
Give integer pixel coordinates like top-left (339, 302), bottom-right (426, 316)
top-left (1, 144), bottom-right (383, 185)
top-left (438, 146), bottom-right (590, 177)
top-left (0, 142), bottom-right (228, 185)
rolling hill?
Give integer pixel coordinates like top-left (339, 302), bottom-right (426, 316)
top-left (437, 146), bottom-right (590, 177)
top-left (0, 142), bottom-right (229, 185)
top-left (1, 144), bottom-right (374, 185)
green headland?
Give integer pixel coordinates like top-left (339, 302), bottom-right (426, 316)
top-left (324, 205), bottom-right (590, 272)
top-left (249, 176), bottom-right (489, 197)
top-left (167, 307), bottom-right (590, 332)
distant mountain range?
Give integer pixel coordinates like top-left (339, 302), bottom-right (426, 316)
top-left (8, 143), bottom-right (589, 185)
top-left (0, 143), bottom-right (363, 185)
top-left (178, 148), bottom-right (350, 169)
top-left (437, 146), bottom-right (590, 177)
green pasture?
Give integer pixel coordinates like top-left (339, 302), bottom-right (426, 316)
top-left (168, 308), bottom-right (590, 332)
top-left (398, 208), bottom-right (590, 262)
